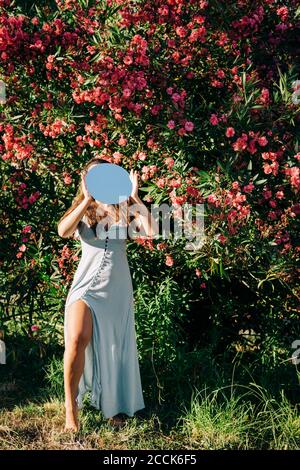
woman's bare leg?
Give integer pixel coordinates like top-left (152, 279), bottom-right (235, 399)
top-left (64, 300), bottom-right (92, 432)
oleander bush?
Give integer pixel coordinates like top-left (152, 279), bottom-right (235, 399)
top-left (0, 0), bottom-right (299, 394)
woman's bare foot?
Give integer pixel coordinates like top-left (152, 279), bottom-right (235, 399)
top-left (107, 414), bottom-right (125, 430)
top-left (64, 400), bottom-right (79, 432)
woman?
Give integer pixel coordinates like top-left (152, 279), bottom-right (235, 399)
top-left (57, 157), bottom-right (159, 432)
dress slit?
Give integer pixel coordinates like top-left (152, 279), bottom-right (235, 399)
top-left (64, 296), bottom-right (100, 409)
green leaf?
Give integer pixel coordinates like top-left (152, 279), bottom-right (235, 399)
top-left (255, 179), bottom-right (268, 185)
top-left (139, 187), bottom-right (153, 192)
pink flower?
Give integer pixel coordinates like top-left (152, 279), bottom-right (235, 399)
top-left (176, 26), bottom-right (187, 38)
top-left (258, 136), bottom-right (268, 146)
top-left (207, 194), bottom-right (217, 204)
top-left (165, 255), bottom-right (174, 267)
top-left (247, 140), bottom-right (257, 155)
top-left (171, 93), bottom-right (181, 103)
top-left (167, 120), bottom-right (175, 129)
top-left (64, 174), bottom-right (72, 185)
top-left (200, 282), bottom-right (206, 289)
top-left (268, 211), bottom-right (277, 221)
top-left (217, 69), bottom-right (225, 79)
top-left (291, 203), bottom-right (300, 215)
top-left (150, 104), bottom-right (162, 115)
top-left (243, 182), bottom-right (255, 193)
top-left (156, 177), bottom-right (166, 188)
top-left (123, 88), bottom-right (132, 98)
top-left (31, 325), bottom-right (40, 332)
top-left (112, 151), bottom-right (123, 163)
top-left (211, 79), bottom-right (223, 88)
top-left (118, 135), bottom-right (127, 146)
top-left (164, 157), bottom-right (174, 169)
top-left (263, 189), bottom-right (272, 200)
top-left (226, 127), bottom-right (235, 137)
top-left (263, 161), bottom-right (279, 176)
top-left (178, 127), bottom-right (187, 136)
top-left (218, 234), bottom-right (227, 245)
top-left (233, 134), bottom-right (248, 151)
top-left (22, 225), bottom-right (32, 233)
top-left (275, 191), bottom-right (284, 200)
top-left (277, 6), bottom-right (289, 22)
top-left (195, 268), bottom-right (202, 277)
top-left (257, 88), bottom-right (270, 106)
top-left (284, 166), bottom-right (300, 190)
top-left (210, 114), bottom-right (219, 125)
top-left (19, 244), bottom-right (27, 252)
top-left (157, 242), bottom-right (167, 250)
top-left (169, 178), bottom-right (181, 188)
top-left (261, 152), bottom-right (278, 161)
top-left (187, 186), bottom-right (199, 197)
top-left (294, 152), bottom-right (300, 161)
top-left (137, 151), bottom-right (147, 161)
top-left (172, 195), bottom-right (187, 205)
top-left (123, 55), bottom-right (133, 65)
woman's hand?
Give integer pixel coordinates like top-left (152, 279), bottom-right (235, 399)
top-left (81, 172), bottom-right (93, 202)
top-left (129, 169), bottom-right (139, 200)
top-left (128, 168), bottom-right (159, 238)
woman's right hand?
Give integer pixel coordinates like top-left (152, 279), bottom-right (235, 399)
top-left (81, 172), bottom-right (93, 202)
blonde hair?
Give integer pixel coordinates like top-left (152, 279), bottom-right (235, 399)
top-left (58, 157), bottom-right (136, 237)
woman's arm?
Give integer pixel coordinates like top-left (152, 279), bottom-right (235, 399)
top-left (57, 197), bottom-right (92, 238)
top-left (57, 174), bottom-right (93, 238)
top-left (128, 169), bottom-right (159, 238)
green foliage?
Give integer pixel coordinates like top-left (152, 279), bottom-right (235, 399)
top-left (134, 276), bottom-right (190, 365)
top-left (0, 0), bottom-right (299, 407)
top-left (43, 355), bottom-right (65, 401)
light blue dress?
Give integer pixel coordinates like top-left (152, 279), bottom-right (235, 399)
top-left (64, 214), bottom-right (145, 419)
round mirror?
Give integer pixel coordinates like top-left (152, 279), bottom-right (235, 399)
top-left (85, 163), bottom-right (132, 204)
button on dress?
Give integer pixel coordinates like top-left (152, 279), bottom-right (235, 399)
top-left (64, 214), bottom-right (145, 419)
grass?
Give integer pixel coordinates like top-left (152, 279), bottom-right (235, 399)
top-left (0, 346), bottom-right (300, 450)
top-left (0, 398), bottom-right (184, 450)
top-left (180, 388), bottom-right (253, 449)
top-left (0, 382), bottom-right (300, 449)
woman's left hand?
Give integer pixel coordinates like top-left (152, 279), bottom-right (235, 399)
top-left (129, 169), bottom-right (139, 200)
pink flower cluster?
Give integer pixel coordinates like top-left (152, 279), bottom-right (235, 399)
top-left (141, 165), bottom-right (159, 181)
top-left (8, 179), bottom-right (41, 210)
top-left (232, 131), bottom-right (269, 154)
top-left (284, 165), bottom-right (300, 191)
top-left (261, 151), bottom-right (281, 176)
top-left (39, 119), bottom-right (75, 139)
top-left (0, 124), bottom-right (34, 161)
top-left (207, 182), bottom-right (251, 235)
